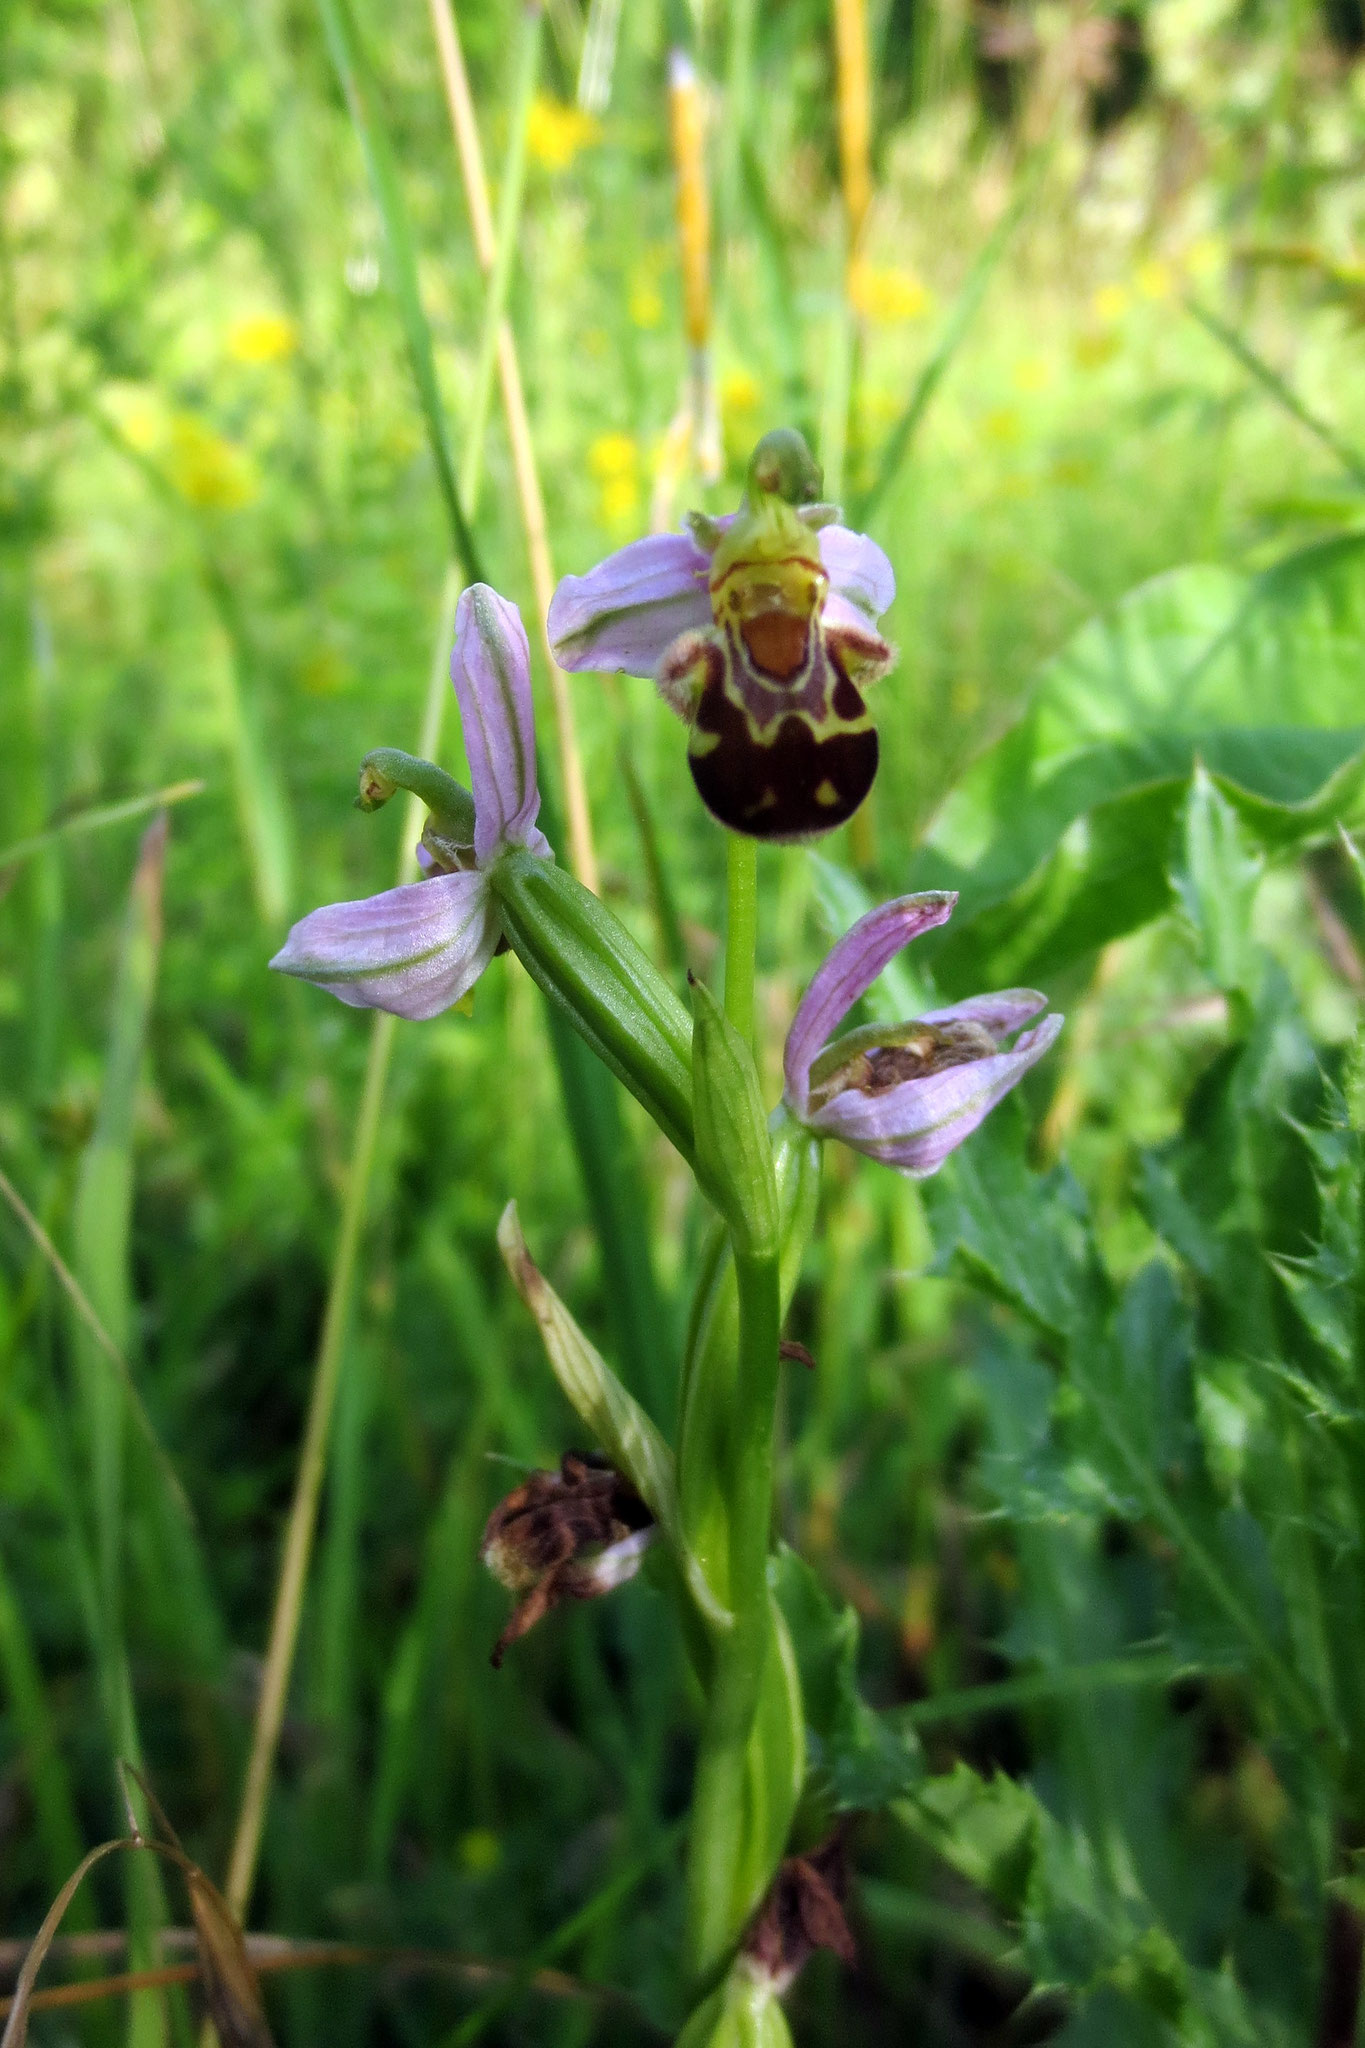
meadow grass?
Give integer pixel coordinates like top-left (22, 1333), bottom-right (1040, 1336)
top-left (4, 1), bottom-right (1365, 2043)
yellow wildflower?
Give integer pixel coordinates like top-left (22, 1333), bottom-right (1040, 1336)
top-left (1135, 258), bottom-right (1175, 301)
top-left (588, 433), bottom-right (639, 524)
top-left (1092, 282), bottom-right (1129, 324)
top-left (600, 474), bottom-right (639, 523)
top-left (1012, 355), bottom-right (1051, 394)
top-left (299, 647), bottom-right (346, 697)
top-left (525, 94), bottom-right (600, 172)
top-left (720, 368), bottom-right (762, 417)
top-left (166, 415), bottom-right (258, 510)
top-left (628, 279), bottom-right (665, 329)
top-left (1183, 235), bottom-right (1223, 280)
top-left (227, 312), bottom-right (298, 365)
top-left (588, 432), bottom-right (638, 480)
top-left (848, 257), bottom-right (932, 324)
top-left (1074, 327), bottom-right (1120, 370)
top-left (102, 384), bottom-right (165, 454)
top-left (980, 406), bottom-right (1021, 447)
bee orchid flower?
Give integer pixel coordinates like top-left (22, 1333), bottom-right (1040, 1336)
top-left (270, 585), bottom-right (551, 1020)
top-left (782, 893), bottom-right (1064, 1176)
top-left (548, 429), bottom-right (896, 842)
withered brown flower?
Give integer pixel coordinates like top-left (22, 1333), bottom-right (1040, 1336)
top-left (744, 1835), bottom-right (856, 1996)
top-left (480, 1451), bottom-right (656, 1668)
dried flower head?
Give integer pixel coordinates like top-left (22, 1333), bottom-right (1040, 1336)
top-left (480, 1452), bottom-right (656, 1668)
top-left (744, 1836), bottom-right (856, 1997)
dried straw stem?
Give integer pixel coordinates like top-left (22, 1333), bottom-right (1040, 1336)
top-left (428, 0), bottom-right (600, 893)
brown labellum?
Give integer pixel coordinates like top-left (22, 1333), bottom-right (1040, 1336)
top-left (686, 620), bottom-right (882, 843)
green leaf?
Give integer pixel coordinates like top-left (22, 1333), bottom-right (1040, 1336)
top-left (1171, 763), bottom-right (1264, 1000)
top-left (915, 538), bottom-right (1365, 989)
top-left (497, 1201), bottom-right (730, 1631)
top-left (770, 1546), bottom-right (924, 1815)
top-left (895, 1760), bottom-right (1039, 1917)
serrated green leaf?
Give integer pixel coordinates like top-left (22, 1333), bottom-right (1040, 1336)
top-left (770, 1546), bottom-right (924, 1816)
top-left (1170, 764), bottom-right (1263, 999)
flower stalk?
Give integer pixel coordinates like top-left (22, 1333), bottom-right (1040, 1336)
top-left (270, 420), bottom-right (1062, 2044)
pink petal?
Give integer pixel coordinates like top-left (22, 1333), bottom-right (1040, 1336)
top-left (918, 989), bottom-right (1048, 1035)
top-left (783, 893), bottom-right (958, 1113)
top-left (269, 868), bottom-right (499, 1021)
top-left (548, 532), bottom-right (714, 676)
top-left (807, 1014), bottom-right (1065, 1177)
top-left (451, 586), bottom-right (550, 864)
top-left (818, 525), bottom-right (895, 622)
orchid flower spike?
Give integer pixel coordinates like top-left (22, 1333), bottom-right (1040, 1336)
top-left (547, 428), bottom-right (896, 843)
top-left (270, 585), bottom-right (550, 1019)
top-left (782, 893), bottom-right (1064, 1177)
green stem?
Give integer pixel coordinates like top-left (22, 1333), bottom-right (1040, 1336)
top-left (686, 844), bottom-right (782, 1981)
top-left (724, 834), bottom-right (758, 1050)
top-left (685, 1244), bottom-right (782, 1983)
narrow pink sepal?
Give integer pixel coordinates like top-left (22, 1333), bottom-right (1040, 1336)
top-left (548, 532), bottom-right (713, 676)
top-left (783, 893), bottom-right (958, 1114)
top-left (804, 1014), bottom-right (1064, 1177)
top-left (269, 868), bottom-right (498, 1021)
top-left (451, 585), bottom-right (551, 864)
top-left (818, 525), bottom-right (895, 620)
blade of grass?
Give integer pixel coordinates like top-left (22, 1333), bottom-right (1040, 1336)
top-left (367, 1231), bottom-right (538, 1877)
top-left (428, 0), bottom-right (598, 889)
top-left (0, 1552), bottom-right (93, 1928)
top-left (851, 172), bottom-right (1034, 525)
top-left (458, 3), bottom-right (540, 520)
top-left (85, 404), bottom-right (293, 929)
top-left (0, 1939), bottom-right (620, 2020)
top-left (199, 560), bottom-right (295, 929)
top-left (899, 1653), bottom-right (1218, 1728)
top-left (439, 1819), bottom-right (686, 2048)
top-left (221, 569), bottom-right (461, 1924)
top-left (315, 0), bottom-right (484, 586)
top-left (69, 817), bottom-right (175, 2048)
top-left (0, 783), bottom-right (205, 877)
top-left (426, 0), bottom-right (666, 1403)
top-left (0, 1163), bottom-right (194, 1529)
top-left (1186, 295), bottom-right (1365, 489)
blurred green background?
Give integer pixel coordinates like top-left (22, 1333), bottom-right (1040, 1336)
top-left (5, 0), bottom-right (1365, 2041)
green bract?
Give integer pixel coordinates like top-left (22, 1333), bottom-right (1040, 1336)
top-left (491, 848), bottom-right (695, 1161)
top-left (689, 976), bottom-right (779, 1257)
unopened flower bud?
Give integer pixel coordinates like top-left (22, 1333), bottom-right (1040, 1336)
top-left (746, 427), bottom-right (825, 509)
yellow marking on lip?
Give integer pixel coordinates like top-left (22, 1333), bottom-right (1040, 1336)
top-left (708, 553), bottom-right (823, 598)
top-left (815, 779), bottom-right (840, 806)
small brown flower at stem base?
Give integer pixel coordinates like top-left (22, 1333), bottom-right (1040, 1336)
top-left (744, 1836), bottom-right (856, 1997)
top-left (779, 1338), bottom-right (817, 1371)
top-left (480, 1452), bottom-right (656, 1668)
